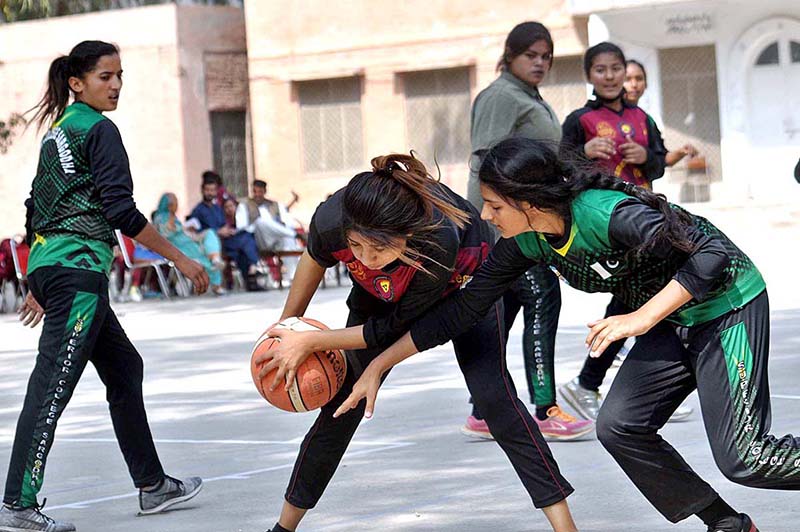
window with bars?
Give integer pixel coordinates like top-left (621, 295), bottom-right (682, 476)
top-left (659, 45), bottom-right (722, 202)
top-left (210, 111), bottom-right (248, 200)
top-left (539, 55), bottom-right (586, 123)
top-left (403, 67), bottom-right (471, 166)
top-left (297, 77), bottom-right (364, 174)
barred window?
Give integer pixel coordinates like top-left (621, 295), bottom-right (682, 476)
top-left (539, 56), bottom-right (586, 123)
top-left (659, 45), bottom-right (722, 202)
top-left (298, 77), bottom-right (363, 174)
top-left (403, 67), bottom-right (471, 166)
top-left (210, 111), bottom-right (248, 199)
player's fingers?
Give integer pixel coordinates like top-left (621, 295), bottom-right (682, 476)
top-left (364, 386), bottom-right (377, 419)
top-left (333, 394), bottom-right (358, 418)
top-left (30, 311), bottom-right (44, 328)
top-left (283, 369), bottom-right (296, 391)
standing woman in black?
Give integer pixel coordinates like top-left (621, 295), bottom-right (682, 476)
top-left (0, 41), bottom-right (207, 532)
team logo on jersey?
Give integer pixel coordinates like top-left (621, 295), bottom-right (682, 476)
top-left (590, 258), bottom-right (623, 280)
top-left (618, 121), bottom-right (635, 138)
top-left (596, 121), bottom-right (615, 138)
top-left (373, 276), bottom-right (394, 301)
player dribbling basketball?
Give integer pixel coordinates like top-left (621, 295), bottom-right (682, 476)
top-left (254, 153), bottom-right (579, 532)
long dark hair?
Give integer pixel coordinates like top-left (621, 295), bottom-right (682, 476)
top-left (342, 153), bottom-right (469, 270)
top-left (29, 40), bottom-right (119, 130)
top-left (497, 21), bottom-right (554, 73)
top-left (478, 137), bottom-right (695, 257)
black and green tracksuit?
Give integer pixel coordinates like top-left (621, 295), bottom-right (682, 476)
top-left (409, 188), bottom-right (800, 523)
top-left (4, 102), bottom-right (163, 508)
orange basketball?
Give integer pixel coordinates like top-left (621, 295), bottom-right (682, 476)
top-left (250, 317), bottom-right (347, 412)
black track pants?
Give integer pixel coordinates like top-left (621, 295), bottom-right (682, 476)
top-left (596, 290), bottom-right (800, 523)
top-left (3, 266), bottom-right (164, 507)
top-left (284, 292), bottom-right (573, 510)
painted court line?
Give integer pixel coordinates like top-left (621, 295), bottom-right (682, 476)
top-left (46, 442), bottom-right (414, 511)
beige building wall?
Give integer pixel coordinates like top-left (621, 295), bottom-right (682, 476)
top-left (244, 0), bottom-right (587, 224)
top-left (0, 4), bottom-right (246, 239)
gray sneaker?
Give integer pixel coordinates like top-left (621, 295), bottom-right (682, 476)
top-left (138, 476), bottom-right (202, 516)
top-left (0, 503), bottom-right (76, 532)
top-left (559, 377), bottom-right (602, 421)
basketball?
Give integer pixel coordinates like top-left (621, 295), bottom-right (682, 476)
top-left (250, 317), bottom-right (347, 412)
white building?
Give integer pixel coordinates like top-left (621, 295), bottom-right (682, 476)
top-left (572, 0), bottom-right (800, 205)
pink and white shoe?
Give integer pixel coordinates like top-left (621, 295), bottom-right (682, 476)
top-left (534, 405), bottom-right (595, 441)
top-left (460, 415), bottom-right (494, 440)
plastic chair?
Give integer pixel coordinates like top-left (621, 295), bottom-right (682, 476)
top-left (114, 230), bottom-right (187, 299)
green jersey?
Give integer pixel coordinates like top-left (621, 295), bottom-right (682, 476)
top-left (26, 102), bottom-right (147, 275)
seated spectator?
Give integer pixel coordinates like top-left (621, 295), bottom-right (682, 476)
top-left (188, 174), bottom-right (261, 291)
top-left (235, 180), bottom-right (303, 280)
top-left (203, 169), bottom-right (230, 205)
top-left (154, 193), bottom-right (225, 295)
top-left (222, 196), bottom-right (263, 291)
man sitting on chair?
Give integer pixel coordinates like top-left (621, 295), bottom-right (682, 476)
top-left (235, 180), bottom-right (302, 280)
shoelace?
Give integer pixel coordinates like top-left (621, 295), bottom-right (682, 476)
top-left (547, 406), bottom-right (578, 422)
top-left (31, 498), bottom-right (55, 524)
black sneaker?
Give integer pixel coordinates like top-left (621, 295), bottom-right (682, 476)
top-left (0, 501), bottom-right (76, 532)
top-left (138, 475), bottom-right (202, 516)
top-left (707, 513), bottom-right (759, 532)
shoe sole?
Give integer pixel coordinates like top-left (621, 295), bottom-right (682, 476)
top-left (460, 425), bottom-right (495, 441)
top-left (0, 527), bottom-right (76, 532)
top-left (138, 482), bottom-right (203, 516)
top-left (539, 424), bottom-right (595, 442)
top-left (558, 386), bottom-right (598, 422)
top-left (1, 528), bottom-right (74, 532)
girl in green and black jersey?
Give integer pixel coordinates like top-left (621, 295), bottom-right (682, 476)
top-left (336, 137), bottom-right (800, 532)
top-left (0, 41), bottom-right (207, 532)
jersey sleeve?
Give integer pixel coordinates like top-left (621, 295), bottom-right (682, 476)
top-left (409, 237), bottom-right (536, 351)
top-left (85, 120), bottom-right (148, 238)
top-left (609, 199), bottom-right (730, 302)
top-left (643, 115), bottom-right (668, 182)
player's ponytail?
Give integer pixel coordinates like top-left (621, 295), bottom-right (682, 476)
top-left (29, 40), bottom-right (119, 130)
top-left (342, 152), bottom-right (470, 272)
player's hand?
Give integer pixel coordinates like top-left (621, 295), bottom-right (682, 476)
top-left (333, 362), bottom-right (383, 419)
top-left (257, 328), bottom-right (314, 391)
top-left (619, 134), bottom-right (647, 164)
top-left (585, 311), bottom-right (654, 357)
top-left (584, 137), bottom-right (616, 160)
top-left (18, 292), bottom-right (44, 328)
top-left (175, 256), bottom-right (209, 294)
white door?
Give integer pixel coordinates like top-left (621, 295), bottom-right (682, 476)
top-left (747, 33), bottom-right (800, 200)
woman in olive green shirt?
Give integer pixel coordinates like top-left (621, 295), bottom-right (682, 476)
top-left (463, 21), bottom-right (593, 442)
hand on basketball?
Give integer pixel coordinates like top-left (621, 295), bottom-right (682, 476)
top-left (584, 137), bottom-right (616, 160)
top-left (619, 134), bottom-right (647, 164)
top-left (257, 328), bottom-right (314, 392)
top-left (585, 311), bottom-right (653, 357)
top-left (18, 293), bottom-right (44, 328)
top-left (333, 363), bottom-right (383, 420)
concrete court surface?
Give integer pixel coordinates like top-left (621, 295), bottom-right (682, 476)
top-left (1, 209), bottom-right (798, 532)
